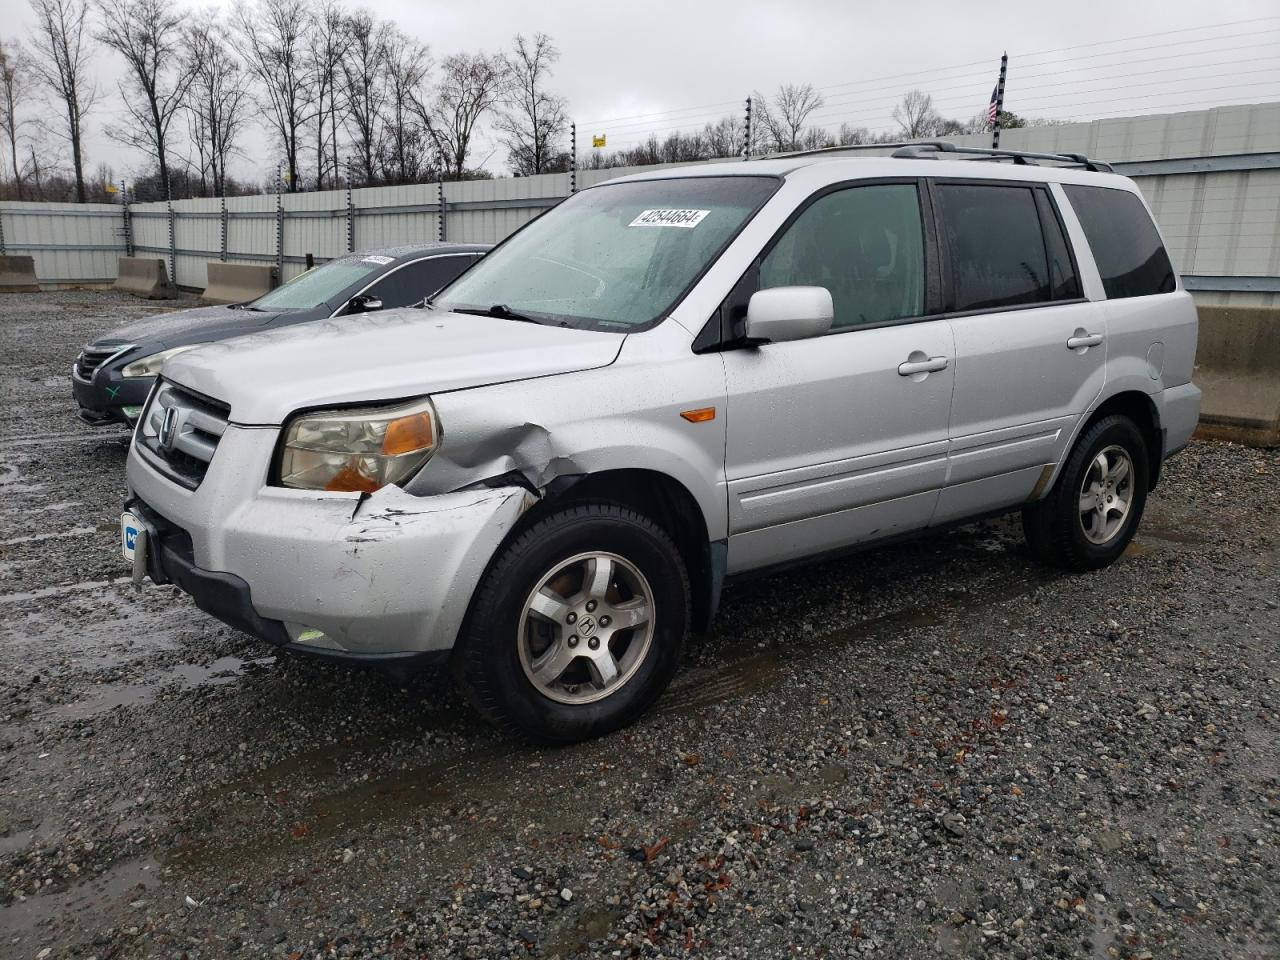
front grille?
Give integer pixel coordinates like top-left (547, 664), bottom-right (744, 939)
top-left (74, 343), bottom-right (130, 380)
top-left (135, 381), bottom-right (230, 488)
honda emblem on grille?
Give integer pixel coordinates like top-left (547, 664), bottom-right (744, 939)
top-left (158, 406), bottom-right (180, 451)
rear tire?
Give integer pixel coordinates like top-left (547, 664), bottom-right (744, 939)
top-left (455, 503), bottom-right (688, 742)
top-left (1022, 414), bottom-right (1149, 571)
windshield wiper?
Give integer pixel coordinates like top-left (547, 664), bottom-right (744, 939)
top-left (451, 303), bottom-right (545, 325)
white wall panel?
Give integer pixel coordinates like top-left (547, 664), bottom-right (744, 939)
top-left (3, 104), bottom-right (1277, 293)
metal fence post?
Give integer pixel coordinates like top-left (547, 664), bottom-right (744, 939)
top-left (219, 194), bottom-right (228, 261)
top-left (992, 52), bottom-right (1008, 150)
top-left (0, 208), bottom-right (6, 255)
top-left (121, 181), bottom-right (133, 257)
top-left (570, 122), bottom-right (577, 194)
top-left (345, 183), bottom-right (355, 253)
top-left (166, 197), bottom-right (176, 286)
top-left (437, 181), bottom-right (447, 241)
top-left (275, 192), bottom-right (284, 276)
top-left (743, 97), bottom-right (753, 159)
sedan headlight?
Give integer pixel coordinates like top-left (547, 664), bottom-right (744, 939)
top-left (121, 345), bottom-right (199, 378)
top-left (277, 397), bottom-right (439, 493)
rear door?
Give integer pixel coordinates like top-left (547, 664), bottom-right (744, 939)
top-left (721, 179), bottom-right (956, 573)
top-left (932, 179), bottom-right (1106, 523)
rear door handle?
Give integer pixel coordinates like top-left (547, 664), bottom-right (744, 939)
top-left (1067, 333), bottom-right (1104, 349)
top-left (898, 356), bottom-right (949, 376)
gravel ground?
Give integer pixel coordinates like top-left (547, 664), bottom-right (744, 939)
top-left (1, 289), bottom-right (1277, 960)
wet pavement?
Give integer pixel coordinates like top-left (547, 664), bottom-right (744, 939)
top-left (1, 290), bottom-right (1277, 959)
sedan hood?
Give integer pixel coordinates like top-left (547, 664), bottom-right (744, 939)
top-left (162, 308), bottom-right (627, 425)
top-left (94, 303), bottom-right (282, 347)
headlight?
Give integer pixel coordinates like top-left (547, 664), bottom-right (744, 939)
top-left (121, 345), bottom-right (199, 377)
top-left (277, 397), bottom-right (439, 492)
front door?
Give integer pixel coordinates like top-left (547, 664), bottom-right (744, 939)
top-left (721, 180), bottom-right (955, 574)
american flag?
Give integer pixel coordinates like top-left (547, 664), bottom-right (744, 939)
top-left (987, 85), bottom-right (1000, 127)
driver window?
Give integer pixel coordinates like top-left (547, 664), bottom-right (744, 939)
top-left (365, 257), bottom-right (469, 309)
top-left (759, 183), bottom-right (926, 329)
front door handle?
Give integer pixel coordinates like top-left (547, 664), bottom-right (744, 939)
top-left (1067, 332), bottom-right (1104, 350)
top-left (898, 355), bottom-right (949, 376)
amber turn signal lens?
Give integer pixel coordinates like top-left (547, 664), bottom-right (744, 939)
top-left (679, 407), bottom-right (716, 423)
top-left (381, 412), bottom-right (435, 455)
top-left (324, 462), bottom-right (382, 493)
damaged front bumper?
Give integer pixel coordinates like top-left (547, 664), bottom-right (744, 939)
top-left (126, 423), bottom-right (535, 660)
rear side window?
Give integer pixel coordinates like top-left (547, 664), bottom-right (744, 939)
top-left (759, 183), bottom-right (926, 329)
top-left (935, 183), bottom-right (1052, 312)
top-left (1063, 184), bottom-right (1175, 299)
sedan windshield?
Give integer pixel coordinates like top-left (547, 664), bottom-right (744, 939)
top-left (434, 176), bottom-right (779, 330)
top-left (248, 256), bottom-right (391, 311)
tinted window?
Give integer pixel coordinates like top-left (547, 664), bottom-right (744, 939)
top-left (1063, 184), bottom-right (1175, 299)
top-left (759, 183), bottom-right (925, 329)
top-left (1034, 191), bottom-right (1081, 301)
top-left (936, 183), bottom-right (1051, 311)
top-left (369, 255), bottom-right (473, 307)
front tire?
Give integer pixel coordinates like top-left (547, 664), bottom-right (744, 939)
top-left (455, 503), bottom-right (689, 742)
top-left (1022, 414), bottom-right (1149, 571)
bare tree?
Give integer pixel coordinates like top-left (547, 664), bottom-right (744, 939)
top-left (757, 83), bottom-right (824, 152)
top-left (0, 40), bottom-right (30, 197)
top-left (892, 89), bottom-right (940, 139)
top-left (837, 122), bottom-right (871, 145)
top-left (183, 14), bottom-right (248, 196)
top-left (493, 32), bottom-right (565, 177)
top-left (339, 9), bottom-right (389, 186)
top-left (28, 0), bottom-right (97, 201)
top-left (96, 0), bottom-right (195, 196)
top-left (379, 26), bottom-right (429, 184)
top-left (701, 115), bottom-right (743, 158)
top-left (233, 0), bottom-right (313, 192)
top-left (307, 0), bottom-right (348, 189)
top-left (415, 51), bottom-right (503, 180)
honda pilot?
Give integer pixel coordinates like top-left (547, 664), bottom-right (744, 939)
top-left (121, 146), bottom-right (1200, 741)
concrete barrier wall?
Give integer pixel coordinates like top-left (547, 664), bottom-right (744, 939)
top-left (202, 262), bottom-right (276, 304)
top-left (1193, 306), bottom-right (1280, 447)
top-left (0, 255), bottom-right (40, 292)
top-left (112, 257), bottom-right (177, 300)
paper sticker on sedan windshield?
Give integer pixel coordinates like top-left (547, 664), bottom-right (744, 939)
top-left (628, 209), bottom-right (710, 228)
top-left (362, 255), bottom-right (394, 264)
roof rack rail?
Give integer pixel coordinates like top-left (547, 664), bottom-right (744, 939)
top-left (751, 140), bottom-right (1114, 172)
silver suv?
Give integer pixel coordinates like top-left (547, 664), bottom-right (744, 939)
top-left (122, 146), bottom-right (1201, 741)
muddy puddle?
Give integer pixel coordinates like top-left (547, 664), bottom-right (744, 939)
top-left (49, 654), bottom-right (278, 722)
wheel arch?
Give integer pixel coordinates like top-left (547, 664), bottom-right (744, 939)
top-left (1052, 390), bottom-right (1164, 494)
top-left (516, 468), bottom-right (722, 634)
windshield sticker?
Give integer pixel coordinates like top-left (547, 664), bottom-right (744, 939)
top-left (361, 255), bottom-right (395, 265)
top-left (628, 209), bottom-right (711, 229)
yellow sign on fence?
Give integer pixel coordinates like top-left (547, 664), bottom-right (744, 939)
top-left (592, 134), bottom-right (607, 149)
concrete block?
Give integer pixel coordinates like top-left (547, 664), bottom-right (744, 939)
top-left (202, 261), bottom-right (277, 305)
top-left (1193, 305), bottom-right (1280, 448)
top-left (0, 255), bottom-right (40, 292)
top-left (113, 257), bottom-right (178, 300)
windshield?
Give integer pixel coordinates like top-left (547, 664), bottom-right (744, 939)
top-left (434, 176), bottom-right (779, 330)
top-left (249, 256), bottom-right (391, 310)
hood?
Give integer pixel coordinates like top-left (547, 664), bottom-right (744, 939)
top-left (162, 307), bottom-right (627, 425)
top-left (93, 303), bottom-right (284, 348)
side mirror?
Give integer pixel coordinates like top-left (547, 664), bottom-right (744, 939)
top-left (348, 294), bottom-right (383, 314)
top-left (744, 287), bottom-right (833, 344)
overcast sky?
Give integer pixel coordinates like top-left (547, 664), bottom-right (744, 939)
top-left (10, 0), bottom-right (1280, 184)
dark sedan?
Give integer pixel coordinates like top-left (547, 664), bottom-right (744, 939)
top-left (73, 242), bottom-right (489, 427)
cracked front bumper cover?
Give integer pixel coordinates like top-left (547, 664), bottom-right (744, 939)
top-left (127, 425), bottom-right (536, 658)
